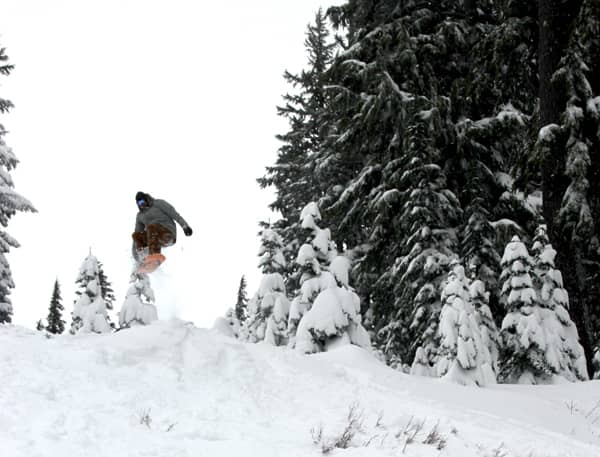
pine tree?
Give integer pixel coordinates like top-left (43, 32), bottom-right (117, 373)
top-left (235, 275), bottom-right (249, 323)
top-left (535, 0), bottom-right (599, 376)
top-left (0, 45), bottom-right (37, 323)
top-left (97, 261), bottom-right (116, 310)
top-left (470, 279), bottom-right (500, 377)
top-left (377, 118), bottom-right (462, 366)
top-left (258, 9), bottom-right (335, 288)
top-left (531, 226), bottom-right (588, 381)
top-left (118, 272), bottom-right (157, 328)
top-left (71, 252), bottom-right (111, 334)
top-left (433, 261), bottom-right (496, 385)
top-left (242, 228), bottom-right (290, 345)
top-left (498, 236), bottom-right (552, 384)
top-left (295, 248), bottom-right (371, 354)
top-left (46, 279), bottom-right (65, 335)
top-left (287, 202), bottom-right (338, 346)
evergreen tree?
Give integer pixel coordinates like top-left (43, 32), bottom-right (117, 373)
top-left (287, 202), bottom-right (338, 346)
top-left (97, 261), bottom-right (116, 310)
top-left (531, 226), bottom-right (588, 381)
top-left (314, 2), bottom-right (532, 367)
top-left (258, 9), bottom-right (335, 289)
top-left (295, 246), bottom-right (371, 354)
top-left (0, 45), bottom-right (37, 323)
top-left (470, 279), bottom-right (500, 377)
top-left (535, 0), bottom-right (599, 375)
top-left (119, 272), bottom-right (157, 328)
top-left (71, 252), bottom-right (111, 334)
top-left (235, 275), bottom-right (249, 323)
top-left (243, 274), bottom-right (290, 346)
top-left (498, 236), bottom-right (551, 384)
top-left (433, 261), bottom-right (496, 386)
top-left (46, 279), bottom-right (65, 335)
top-left (242, 228), bottom-right (290, 345)
top-left (376, 118), bottom-right (462, 366)
top-left (36, 319), bottom-right (45, 331)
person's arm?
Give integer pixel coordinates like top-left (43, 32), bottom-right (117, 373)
top-left (156, 200), bottom-right (192, 234)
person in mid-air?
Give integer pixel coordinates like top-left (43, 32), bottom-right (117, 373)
top-left (132, 191), bottom-right (193, 272)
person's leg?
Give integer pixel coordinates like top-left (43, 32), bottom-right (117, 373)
top-left (132, 231), bottom-right (148, 249)
top-left (146, 224), bottom-right (174, 255)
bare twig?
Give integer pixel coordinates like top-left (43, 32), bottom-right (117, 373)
top-left (139, 409), bottom-right (152, 429)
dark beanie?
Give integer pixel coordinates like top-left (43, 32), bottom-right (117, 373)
top-left (135, 191), bottom-right (145, 201)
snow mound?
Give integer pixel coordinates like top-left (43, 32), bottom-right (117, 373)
top-left (0, 321), bottom-right (599, 457)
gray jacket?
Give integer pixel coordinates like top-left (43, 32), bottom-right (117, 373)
top-left (134, 196), bottom-right (189, 240)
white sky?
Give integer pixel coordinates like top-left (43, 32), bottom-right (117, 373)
top-left (0, 0), bottom-right (343, 328)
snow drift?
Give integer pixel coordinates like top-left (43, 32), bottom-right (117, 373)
top-left (1, 320), bottom-right (599, 457)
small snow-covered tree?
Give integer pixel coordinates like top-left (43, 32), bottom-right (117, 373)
top-left (118, 272), bottom-right (157, 328)
top-left (242, 228), bottom-right (290, 345)
top-left (288, 202), bottom-right (338, 345)
top-left (498, 236), bottom-right (552, 384)
top-left (71, 252), bottom-right (111, 334)
top-left (433, 262), bottom-right (496, 386)
top-left (97, 261), bottom-right (116, 309)
top-left (244, 274), bottom-right (290, 345)
top-left (258, 229), bottom-right (287, 275)
top-left (0, 45), bottom-right (36, 323)
top-left (295, 255), bottom-right (371, 353)
top-left (470, 279), bottom-right (500, 376)
top-left (235, 275), bottom-right (249, 323)
top-left (532, 229), bottom-right (588, 381)
top-left (222, 307), bottom-right (242, 338)
top-left (46, 279), bottom-right (65, 335)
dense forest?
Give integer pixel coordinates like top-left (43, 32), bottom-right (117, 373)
top-left (237, 0), bottom-right (600, 383)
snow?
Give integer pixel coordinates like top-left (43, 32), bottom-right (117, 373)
top-left (1, 320), bottom-right (599, 457)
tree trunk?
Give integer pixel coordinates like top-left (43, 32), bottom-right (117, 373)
top-left (538, 0), bottom-right (594, 376)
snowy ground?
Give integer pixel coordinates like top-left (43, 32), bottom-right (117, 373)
top-left (1, 320), bottom-right (599, 457)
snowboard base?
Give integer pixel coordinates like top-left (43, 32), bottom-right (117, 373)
top-left (136, 253), bottom-right (166, 274)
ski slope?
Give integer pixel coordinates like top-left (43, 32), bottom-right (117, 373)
top-left (1, 319), bottom-right (599, 457)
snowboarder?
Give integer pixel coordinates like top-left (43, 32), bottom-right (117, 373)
top-left (132, 191), bottom-right (193, 273)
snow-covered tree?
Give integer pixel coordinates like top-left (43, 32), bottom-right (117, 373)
top-left (432, 262), bottom-right (496, 386)
top-left (71, 252), bottom-right (111, 334)
top-left (97, 261), bottom-right (115, 309)
top-left (243, 274), bottom-right (290, 346)
top-left (470, 279), bottom-right (500, 376)
top-left (288, 202), bottom-right (338, 345)
top-left (0, 45), bottom-right (37, 323)
top-left (498, 236), bottom-right (552, 384)
top-left (535, 0), bottom-right (600, 377)
top-left (531, 229), bottom-right (588, 381)
top-left (376, 119), bottom-right (462, 366)
top-left (295, 254), bottom-right (371, 354)
top-left (258, 9), bottom-right (335, 290)
top-left (222, 307), bottom-right (242, 338)
top-left (234, 275), bottom-right (249, 323)
top-left (258, 229), bottom-right (287, 275)
top-left (46, 279), bottom-right (65, 335)
top-left (118, 272), bottom-right (157, 328)
top-left (242, 228), bottom-right (290, 345)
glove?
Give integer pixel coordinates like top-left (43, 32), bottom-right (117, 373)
top-left (183, 226), bottom-right (193, 236)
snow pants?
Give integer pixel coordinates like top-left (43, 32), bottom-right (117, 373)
top-left (132, 224), bottom-right (175, 255)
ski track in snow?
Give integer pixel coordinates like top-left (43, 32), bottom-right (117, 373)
top-left (1, 320), bottom-right (599, 457)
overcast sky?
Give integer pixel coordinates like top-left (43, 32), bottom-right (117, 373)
top-left (0, 0), bottom-right (343, 328)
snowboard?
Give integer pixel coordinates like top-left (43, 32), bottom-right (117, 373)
top-left (136, 253), bottom-right (166, 274)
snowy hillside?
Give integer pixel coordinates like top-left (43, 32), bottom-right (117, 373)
top-left (1, 320), bottom-right (599, 457)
